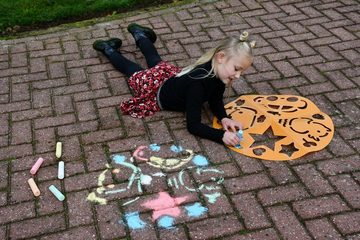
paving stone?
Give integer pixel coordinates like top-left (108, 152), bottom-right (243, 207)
top-left (224, 173), bottom-right (273, 194)
top-left (0, 201), bottom-right (35, 225)
top-left (317, 155), bottom-right (360, 176)
top-left (305, 218), bottom-right (342, 240)
top-left (0, 161), bottom-right (8, 189)
top-left (329, 174), bottom-right (360, 209)
top-left (293, 195), bottom-right (350, 219)
top-left (257, 183), bottom-right (310, 206)
top-left (95, 202), bottom-right (127, 239)
top-left (188, 214), bottom-right (243, 239)
top-left (67, 190), bottom-right (93, 227)
top-left (225, 228), bottom-right (279, 240)
top-left (294, 164), bottom-right (335, 196)
top-left (232, 192), bottom-right (271, 230)
top-left (40, 226), bottom-right (97, 240)
top-left (9, 213), bottom-right (66, 239)
top-left (331, 212), bottom-right (360, 235)
top-left (267, 205), bottom-right (312, 240)
top-left (11, 121), bottom-right (32, 145)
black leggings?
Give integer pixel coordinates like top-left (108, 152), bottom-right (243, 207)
top-left (106, 38), bottom-right (162, 77)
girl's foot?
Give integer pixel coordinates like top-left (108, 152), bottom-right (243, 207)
top-left (93, 38), bottom-right (122, 52)
top-left (127, 23), bottom-right (157, 43)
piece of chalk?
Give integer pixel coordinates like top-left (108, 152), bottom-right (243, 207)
top-left (235, 130), bottom-right (243, 149)
top-left (55, 142), bottom-right (62, 158)
top-left (30, 157), bottom-right (44, 175)
top-left (58, 161), bottom-right (65, 179)
top-left (28, 178), bottom-right (40, 197)
top-left (49, 185), bottom-right (65, 201)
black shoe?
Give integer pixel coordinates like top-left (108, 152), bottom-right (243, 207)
top-left (127, 23), bottom-right (157, 43)
top-left (93, 38), bottom-right (122, 52)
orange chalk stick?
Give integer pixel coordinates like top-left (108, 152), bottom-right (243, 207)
top-left (28, 178), bottom-right (40, 197)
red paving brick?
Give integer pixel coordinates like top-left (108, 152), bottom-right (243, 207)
top-left (1, 0), bottom-right (360, 239)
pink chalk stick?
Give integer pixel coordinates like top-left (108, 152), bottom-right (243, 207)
top-left (30, 157), bottom-right (44, 175)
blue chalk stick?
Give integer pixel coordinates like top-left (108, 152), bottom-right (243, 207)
top-left (58, 161), bottom-right (64, 179)
top-left (49, 185), bottom-right (65, 201)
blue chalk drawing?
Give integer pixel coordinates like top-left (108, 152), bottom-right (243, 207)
top-left (185, 202), bottom-right (208, 217)
top-left (158, 215), bottom-right (175, 229)
top-left (204, 192), bottom-right (221, 204)
top-left (113, 155), bottom-right (126, 164)
top-left (170, 145), bottom-right (183, 153)
top-left (192, 155), bottom-right (209, 167)
top-left (149, 144), bottom-right (161, 152)
top-left (123, 212), bottom-right (147, 230)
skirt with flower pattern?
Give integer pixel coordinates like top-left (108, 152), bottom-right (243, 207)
top-left (120, 61), bottom-right (181, 118)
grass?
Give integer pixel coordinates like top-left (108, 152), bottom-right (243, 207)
top-left (0, 0), bottom-right (174, 35)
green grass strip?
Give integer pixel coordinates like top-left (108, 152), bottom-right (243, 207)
top-left (0, 0), bottom-right (162, 32)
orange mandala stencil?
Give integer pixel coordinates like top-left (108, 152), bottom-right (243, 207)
top-left (213, 95), bottom-right (334, 161)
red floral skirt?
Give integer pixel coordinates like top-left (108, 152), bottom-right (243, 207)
top-left (120, 61), bottom-right (181, 118)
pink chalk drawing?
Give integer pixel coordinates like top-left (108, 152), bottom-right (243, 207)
top-left (141, 191), bottom-right (188, 221)
top-left (86, 144), bottom-right (224, 230)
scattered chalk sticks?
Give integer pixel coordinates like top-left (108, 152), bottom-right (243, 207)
top-left (30, 157), bottom-right (44, 175)
top-left (56, 142), bottom-right (62, 158)
top-left (58, 161), bottom-right (64, 180)
top-left (49, 185), bottom-right (65, 201)
top-left (28, 178), bottom-right (41, 197)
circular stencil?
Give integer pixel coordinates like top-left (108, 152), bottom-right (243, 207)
top-left (213, 95), bottom-right (334, 161)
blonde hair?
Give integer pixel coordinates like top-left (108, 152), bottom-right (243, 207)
top-left (176, 31), bottom-right (256, 78)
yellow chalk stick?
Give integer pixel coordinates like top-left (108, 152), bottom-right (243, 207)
top-left (56, 142), bottom-right (62, 158)
top-left (27, 178), bottom-right (40, 197)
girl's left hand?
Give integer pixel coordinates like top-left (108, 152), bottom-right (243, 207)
top-left (221, 117), bottom-right (242, 132)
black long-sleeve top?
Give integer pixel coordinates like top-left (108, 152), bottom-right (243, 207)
top-left (158, 61), bottom-right (228, 143)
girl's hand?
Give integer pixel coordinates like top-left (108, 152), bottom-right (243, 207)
top-left (222, 131), bottom-right (241, 146)
top-left (221, 118), bottom-right (242, 132)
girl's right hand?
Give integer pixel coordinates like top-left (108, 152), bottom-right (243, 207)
top-left (222, 131), bottom-right (241, 147)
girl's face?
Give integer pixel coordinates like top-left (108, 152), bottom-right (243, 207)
top-left (215, 51), bottom-right (252, 85)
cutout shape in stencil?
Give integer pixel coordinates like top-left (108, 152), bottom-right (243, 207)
top-left (213, 95), bottom-right (334, 161)
top-left (249, 126), bottom-right (286, 151)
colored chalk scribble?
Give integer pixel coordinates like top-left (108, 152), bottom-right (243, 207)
top-left (185, 202), bottom-right (208, 217)
top-left (149, 143), bottom-right (161, 152)
top-left (86, 144), bottom-right (226, 231)
top-left (170, 145), bottom-right (183, 153)
top-left (142, 192), bottom-right (187, 221)
top-left (192, 155), bottom-right (209, 167)
top-left (158, 216), bottom-right (175, 229)
top-left (204, 192), bottom-right (221, 204)
top-left (123, 212), bottom-right (147, 230)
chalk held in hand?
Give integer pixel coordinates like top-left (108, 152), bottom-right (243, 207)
top-left (55, 142), bottom-right (62, 158)
top-left (28, 178), bottom-right (40, 197)
top-left (58, 161), bottom-right (65, 179)
top-left (235, 130), bottom-right (243, 149)
top-left (49, 185), bottom-right (65, 201)
top-left (30, 157), bottom-right (44, 175)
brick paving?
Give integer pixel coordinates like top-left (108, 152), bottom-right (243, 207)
top-left (0, 0), bottom-right (359, 239)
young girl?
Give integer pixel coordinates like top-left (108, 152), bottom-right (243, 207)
top-left (93, 23), bottom-right (255, 147)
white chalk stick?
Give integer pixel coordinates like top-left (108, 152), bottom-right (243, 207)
top-left (30, 157), bottom-right (44, 175)
top-left (49, 185), bottom-right (65, 201)
top-left (55, 142), bottom-right (62, 158)
top-left (28, 178), bottom-right (40, 197)
top-left (58, 161), bottom-right (64, 179)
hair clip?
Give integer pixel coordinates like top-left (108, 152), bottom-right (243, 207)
top-left (239, 31), bottom-right (249, 41)
top-left (250, 41), bottom-right (256, 48)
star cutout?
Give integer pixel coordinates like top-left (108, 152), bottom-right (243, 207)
top-left (279, 142), bottom-right (299, 157)
top-left (141, 192), bottom-right (188, 221)
top-left (249, 126), bottom-right (286, 151)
